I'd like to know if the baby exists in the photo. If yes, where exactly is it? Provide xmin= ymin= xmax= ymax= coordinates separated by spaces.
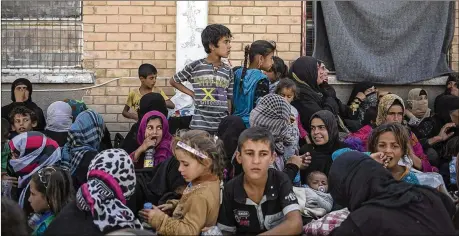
xmin=307 ymin=171 xmax=329 ymax=193
xmin=301 ymin=171 xmax=333 ymax=219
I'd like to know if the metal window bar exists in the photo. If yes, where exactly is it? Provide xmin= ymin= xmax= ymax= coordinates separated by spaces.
xmin=303 ymin=1 xmax=459 ymax=71
xmin=1 ymin=0 xmax=83 ymax=69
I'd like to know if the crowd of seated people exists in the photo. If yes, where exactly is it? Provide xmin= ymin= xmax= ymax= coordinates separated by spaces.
xmin=2 ymin=23 xmax=459 ymax=236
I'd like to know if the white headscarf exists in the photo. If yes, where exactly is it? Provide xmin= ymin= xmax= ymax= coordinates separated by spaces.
xmin=45 ymin=101 xmax=73 ymax=132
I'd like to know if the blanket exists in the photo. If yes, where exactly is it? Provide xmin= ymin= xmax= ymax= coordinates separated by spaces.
xmin=313 ymin=1 xmax=455 ymax=84
xmin=293 ymin=187 xmax=333 ymax=219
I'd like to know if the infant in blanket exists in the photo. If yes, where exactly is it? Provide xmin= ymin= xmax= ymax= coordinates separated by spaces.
xmin=307 ymin=171 xmax=328 ymax=193
xmin=300 ymin=171 xmax=334 ymax=219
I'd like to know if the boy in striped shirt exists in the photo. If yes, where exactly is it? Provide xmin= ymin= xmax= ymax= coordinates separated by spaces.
xmin=170 ymin=24 xmax=233 ymax=134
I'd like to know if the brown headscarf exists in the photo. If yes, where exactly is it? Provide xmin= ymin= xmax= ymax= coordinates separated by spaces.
xmin=376 ymin=94 xmax=405 ymax=126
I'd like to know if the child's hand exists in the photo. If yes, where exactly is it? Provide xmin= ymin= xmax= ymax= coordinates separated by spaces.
xmin=1 ymin=173 xmax=18 ymax=187
xmin=141 ymin=135 xmax=157 ymax=151
xmin=290 ymin=115 xmax=296 ymax=124
xmin=157 ymin=203 xmax=174 ymax=212
xmin=370 ymin=152 xmax=392 ymax=168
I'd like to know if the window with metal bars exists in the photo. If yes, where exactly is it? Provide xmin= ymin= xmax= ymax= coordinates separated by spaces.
xmin=1 ymin=0 xmax=83 ymax=69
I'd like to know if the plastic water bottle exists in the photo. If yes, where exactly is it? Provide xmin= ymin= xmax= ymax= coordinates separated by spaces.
xmin=144 ymin=147 xmax=155 ymax=168
xmin=1 ymin=180 xmax=12 ymax=199
xmin=28 ymin=213 xmax=41 ymax=229
xmin=449 ymin=156 xmax=457 ymax=185
xmin=142 ymin=202 xmax=153 ymax=230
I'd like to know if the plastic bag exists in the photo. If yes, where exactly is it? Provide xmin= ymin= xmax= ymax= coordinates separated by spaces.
xmin=168 ymin=81 xmax=195 ymax=118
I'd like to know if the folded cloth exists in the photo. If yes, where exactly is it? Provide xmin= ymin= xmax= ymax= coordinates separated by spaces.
xmin=303 ymin=208 xmax=350 ymax=236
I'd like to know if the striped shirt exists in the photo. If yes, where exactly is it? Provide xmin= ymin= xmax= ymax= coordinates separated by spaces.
xmin=173 ymin=59 xmax=234 ymax=132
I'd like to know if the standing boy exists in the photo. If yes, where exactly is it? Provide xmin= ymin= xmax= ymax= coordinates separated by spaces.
xmin=123 ymin=64 xmax=175 ymax=121
xmin=217 ymin=127 xmax=303 ymax=235
xmin=170 ymin=24 xmax=233 ymax=134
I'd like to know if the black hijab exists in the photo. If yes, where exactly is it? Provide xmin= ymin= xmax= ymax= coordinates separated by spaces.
xmin=120 ymin=92 xmax=167 ymax=155
xmin=217 ymin=116 xmax=246 ymax=178
xmin=10 ymin=78 xmax=33 ymax=102
xmin=347 ymin=82 xmax=374 ymax=105
xmin=435 ymin=95 xmax=459 ymax=124
xmin=289 ymin=56 xmax=321 ymax=93
xmin=329 ymin=151 xmax=444 ymax=211
xmin=309 ymin=110 xmax=340 ymax=153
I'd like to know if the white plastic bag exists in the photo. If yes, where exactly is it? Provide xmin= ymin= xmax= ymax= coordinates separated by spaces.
xmin=168 ymin=81 xmax=195 ymax=117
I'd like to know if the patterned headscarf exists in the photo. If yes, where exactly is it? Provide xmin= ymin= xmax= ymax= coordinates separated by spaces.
xmin=61 ymin=110 xmax=104 ymax=174
xmin=8 ymin=131 xmax=62 ymax=207
xmin=64 ymin=99 xmax=88 ymax=122
xmin=45 ymin=101 xmax=73 ymax=132
xmin=249 ymin=94 xmax=295 ymax=155
xmin=76 ymin=149 xmax=142 ymax=232
xmin=376 ymin=94 xmax=405 ymax=126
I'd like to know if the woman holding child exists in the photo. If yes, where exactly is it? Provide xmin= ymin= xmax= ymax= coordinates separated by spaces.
xmin=300 ymin=110 xmax=348 ymax=182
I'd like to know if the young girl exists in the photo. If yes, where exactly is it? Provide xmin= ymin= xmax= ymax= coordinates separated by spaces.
xmin=142 ymin=130 xmax=225 ymax=235
xmin=367 ymin=123 xmax=448 ymax=195
xmin=28 ymin=166 xmax=74 ymax=236
xmin=275 ymin=79 xmax=309 ymax=146
xmin=267 ymin=56 xmax=288 ymax=94
xmin=233 ymin=40 xmax=276 ymax=127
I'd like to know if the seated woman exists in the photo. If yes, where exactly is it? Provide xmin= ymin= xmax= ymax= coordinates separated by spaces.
xmin=249 ymin=94 xmax=306 ymax=181
xmin=61 ymin=110 xmax=104 ymax=189
xmin=328 ymin=151 xmax=455 ymax=235
xmin=64 ymin=99 xmax=113 ymax=151
xmin=1 ymin=78 xmax=46 ymax=131
xmin=217 ymin=115 xmax=247 ymax=181
xmin=4 ymin=131 xmax=61 ymax=215
xmin=43 ymin=101 xmax=73 ymax=147
xmin=44 ymin=149 xmax=143 ymax=236
xmin=347 ymin=82 xmax=378 ymax=124
xmin=28 ymin=167 xmax=74 ymax=236
xmin=345 ymin=93 xmax=435 ymax=172
xmin=300 ymin=110 xmax=348 ymax=181
xmin=130 ymin=111 xmax=173 ymax=169
xmin=121 ymin=92 xmax=168 ymax=155
xmin=367 ymin=123 xmax=448 ymax=195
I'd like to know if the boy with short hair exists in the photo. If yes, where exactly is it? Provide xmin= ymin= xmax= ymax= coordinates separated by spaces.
xmin=8 ymin=106 xmax=37 ymax=135
xmin=170 ymin=24 xmax=233 ymax=134
xmin=123 ymin=63 xmax=175 ymax=121
xmin=217 ymin=127 xmax=303 ymax=235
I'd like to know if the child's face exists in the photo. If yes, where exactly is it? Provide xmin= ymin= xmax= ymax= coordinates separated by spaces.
xmin=211 ymin=36 xmax=232 ymax=58
xmin=259 ymin=52 xmax=274 ymax=72
xmin=176 ymin=150 xmax=210 ymax=183
xmin=28 ymin=180 xmax=49 ymax=214
xmin=310 ymin=118 xmax=329 ymax=145
xmin=140 ymin=74 xmax=157 ymax=89
xmin=279 ymin=88 xmax=295 ymax=104
xmin=236 ymin=139 xmax=275 ymax=181
xmin=376 ymin=131 xmax=403 ymax=169
xmin=145 ymin=118 xmax=163 ymax=145
xmin=308 ymin=173 xmax=328 ymax=192
xmin=385 ymin=105 xmax=404 ymax=124
xmin=12 ymin=114 xmax=36 ymax=134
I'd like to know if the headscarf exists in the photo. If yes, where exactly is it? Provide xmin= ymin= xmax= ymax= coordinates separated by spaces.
xmin=138 ymin=93 xmax=168 ymax=121
xmin=217 ymin=116 xmax=247 ymax=162
xmin=45 ymin=101 xmax=73 ymax=132
xmin=137 ymin=111 xmax=173 ymax=165
xmin=249 ymin=94 xmax=295 ymax=155
xmin=309 ymin=110 xmax=340 ymax=153
xmin=11 ymin=78 xmax=33 ymax=102
xmin=8 ymin=131 xmax=61 ymax=206
xmin=76 ymin=149 xmax=142 ymax=232
xmin=434 ymin=95 xmax=459 ymax=124
xmin=64 ymin=99 xmax=88 ymax=122
xmin=407 ymin=88 xmax=430 ymax=120
xmin=61 ymin=110 xmax=104 ymax=174
xmin=288 ymin=56 xmax=321 ymax=94
xmin=329 ymin=151 xmax=426 ymax=211
xmin=347 ymin=82 xmax=375 ymax=105
xmin=376 ymin=94 xmax=405 ymax=126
